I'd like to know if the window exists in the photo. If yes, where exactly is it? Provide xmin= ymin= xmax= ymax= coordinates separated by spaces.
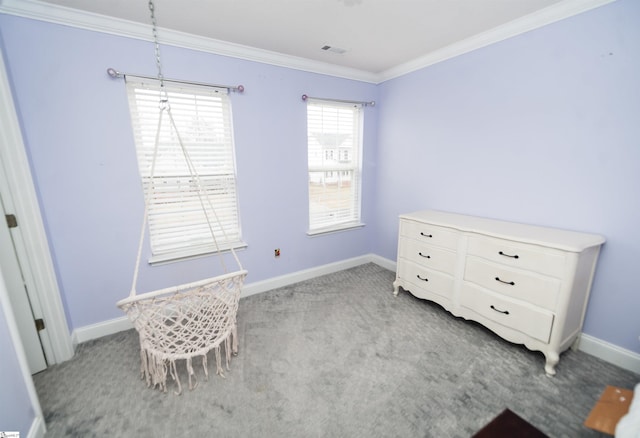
xmin=125 ymin=77 xmax=243 ymax=263
xmin=306 ymin=99 xmax=363 ymax=234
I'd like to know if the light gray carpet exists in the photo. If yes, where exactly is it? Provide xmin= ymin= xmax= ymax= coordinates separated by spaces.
xmin=34 ymin=263 xmax=638 ymax=437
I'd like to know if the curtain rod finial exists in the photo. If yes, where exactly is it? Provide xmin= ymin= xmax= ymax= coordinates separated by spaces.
xmin=107 ymin=68 xmax=120 ymax=78
xmin=236 ymin=85 xmax=245 ymax=93
xmin=302 ymin=94 xmax=308 ymax=101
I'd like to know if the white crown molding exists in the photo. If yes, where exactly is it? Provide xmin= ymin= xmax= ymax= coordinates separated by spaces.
xmin=378 ymin=0 xmax=617 ymax=82
xmin=0 ymin=0 xmax=617 ymax=84
xmin=0 ymin=0 xmax=379 ymax=83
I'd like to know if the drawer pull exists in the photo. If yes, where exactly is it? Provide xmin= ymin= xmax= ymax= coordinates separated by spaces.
xmin=418 ymin=252 xmax=431 ymax=259
xmin=420 ymin=232 xmax=433 ymax=238
xmin=416 ymin=274 xmax=429 ymax=282
xmin=495 ymin=277 xmax=515 ymax=286
xmin=490 ymin=305 xmax=510 ymax=315
xmin=499 ymin=251 xmax=519 ymax=259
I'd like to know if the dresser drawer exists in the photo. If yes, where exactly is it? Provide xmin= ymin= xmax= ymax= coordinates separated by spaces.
xmin=400 ymin=220 xmax=459 ymax=251
xmin=467 ymin=235 xmax=566 ymax=278
xmin=464 ymin=256 xmax=560 ymax=311
xmin=399 ymin=238 xmax=457 ymax=275
xmin=460 ymin=283 xmax=554 ymax=343
xmin=398 ymin=260 xmax=454 ymax=300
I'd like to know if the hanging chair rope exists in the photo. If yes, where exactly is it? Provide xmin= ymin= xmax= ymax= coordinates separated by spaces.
xmin=149 ymin=0 xmax=164 ymax=89
xmin=128 ymin=0 xmax=243 ymax=298
xmin=128 ymin=100 xmax=244 ymax=297
xmin=163 ymin=107 xmax=243 ymax=272
xmin=118 ymin=0 xmax=247 ymax=395
xmin=129 ymin=106 xmax=164 ymax=298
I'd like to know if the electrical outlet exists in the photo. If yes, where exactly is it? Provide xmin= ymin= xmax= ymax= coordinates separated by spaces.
xmin=274 ymin=248 xmax=281 ymax=257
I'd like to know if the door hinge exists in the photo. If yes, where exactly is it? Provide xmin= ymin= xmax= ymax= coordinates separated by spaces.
xmin=35 ymin=318 xmax=45 ymax=331
xmin=5 ymin=214 xmax=18 ymax=228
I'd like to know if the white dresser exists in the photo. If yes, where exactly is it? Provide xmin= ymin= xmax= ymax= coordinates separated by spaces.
xmin=393 ymin=210 xmax=605 ymax=375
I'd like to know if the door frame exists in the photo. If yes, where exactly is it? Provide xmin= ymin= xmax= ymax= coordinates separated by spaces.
xmin=0 ymin=192 xmax=48 ymax=373
xmin=0 ymin=268 xmax=46 ymax=437
xmin=0 ymin=47 xmax=74 ymax=366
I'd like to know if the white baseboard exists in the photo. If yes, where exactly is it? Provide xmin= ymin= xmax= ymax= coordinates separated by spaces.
xmin=368 ymin=253 xmax=396 ymax=272
xmin=578 ymin=333 xmax=640 ymax=374
xmin=241 ymin=254 xmax=380 ymax=298
xmin=71 ymin=255 xmax=640 ymax=376
xmin=72 ymin=315 xmax=133 ymax=345
xmin=28 ymin=415 xmax=45 ymax=438
xmin=72 ymin=254 xmax=387 ymax=344
xmin=374 ymin=254 xmax=640 ymax=374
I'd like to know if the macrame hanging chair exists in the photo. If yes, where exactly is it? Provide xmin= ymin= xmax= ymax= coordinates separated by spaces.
xmin=116 ymin=0 xmax=247 ymax=395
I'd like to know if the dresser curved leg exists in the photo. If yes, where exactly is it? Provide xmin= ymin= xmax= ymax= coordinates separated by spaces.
xmin=544 ymin=352 xmax=559 ymax=377
xmin=393 ymin=279 xmax=400 ymax=296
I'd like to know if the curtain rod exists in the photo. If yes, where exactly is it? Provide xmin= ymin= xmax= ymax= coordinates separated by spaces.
xmin=106 ymin=68 xmax=245 ymax=93
xmin=301 ymin=94 xmax=375 ymax=107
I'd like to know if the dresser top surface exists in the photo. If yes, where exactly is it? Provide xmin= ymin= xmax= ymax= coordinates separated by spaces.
xmin=400 ymin=210 xmax=605 ymax=252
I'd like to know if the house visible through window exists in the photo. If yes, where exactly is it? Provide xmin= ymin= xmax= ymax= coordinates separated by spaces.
xmin=125 ymin=76 xmax=243 ymax=263
xmin=306 ymin=99 xmax=364 ymax=234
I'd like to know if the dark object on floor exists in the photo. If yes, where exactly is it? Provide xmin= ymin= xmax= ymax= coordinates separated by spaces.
xmin=473 ymin=408 xmax=549 ymax=437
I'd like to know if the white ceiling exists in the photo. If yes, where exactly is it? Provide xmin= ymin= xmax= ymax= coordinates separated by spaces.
xmin=1 ymin=0 xmax=613 ymax=82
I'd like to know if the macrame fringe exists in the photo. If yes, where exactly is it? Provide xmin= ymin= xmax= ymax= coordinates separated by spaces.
xmin=140 ymin=347 xmax=169 ymax=393
xmin=225 ymin=336 xmax=231 ymax=370
xmin=232 ymin=323 xmax=239 ymax=355
xmin=138 ymin=330 xmax=236 ymax=395
xmin=169 ymin=360 xmax=181 ymax=395
xmin=120 ymin=273 xmax=246 ymax=395
xmin=215 ymin=347 xmax=224 ymax=377
xmin=202 ymin=354 xmax=209 ymax=380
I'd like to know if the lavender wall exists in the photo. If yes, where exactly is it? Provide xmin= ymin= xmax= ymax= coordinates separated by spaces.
xmin=0 ymin=15 xmax=378 ymax=330
xmin=375 ymin=0 xmax=640 ymax=353
xmin=1 ymin=0 xmax=638 ymax=356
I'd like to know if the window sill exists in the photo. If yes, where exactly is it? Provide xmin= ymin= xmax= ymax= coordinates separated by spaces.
xmin=306 ymin=222 xmax=366 ymax=237
xmin=148 ymin=241 xmax=248 ymax=266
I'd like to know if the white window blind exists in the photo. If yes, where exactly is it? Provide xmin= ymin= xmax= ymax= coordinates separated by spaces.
xmin=125 ymin=76 xmax=242 ymax=262
xmin=306 ymin=99 xmax=363 ymax=233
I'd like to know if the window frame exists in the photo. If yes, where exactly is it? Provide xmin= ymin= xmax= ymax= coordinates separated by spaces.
xmin=305 ymin=98 xmax=365 ymax=235
xmin=125 ymin=76 xmax=245 ymax=264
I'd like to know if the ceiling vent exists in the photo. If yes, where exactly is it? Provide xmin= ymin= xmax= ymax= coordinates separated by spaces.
xmin=321 ymin=45 xmax=347 ymax=55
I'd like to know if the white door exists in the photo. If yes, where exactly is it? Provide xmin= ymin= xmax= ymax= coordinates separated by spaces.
xmin=0 ymin=193 xmax=48 ymax=373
